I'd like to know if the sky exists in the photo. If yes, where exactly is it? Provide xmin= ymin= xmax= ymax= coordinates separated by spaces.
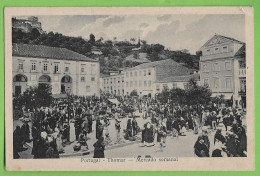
xmin=16 ymin=14 xmax=245 ymax=54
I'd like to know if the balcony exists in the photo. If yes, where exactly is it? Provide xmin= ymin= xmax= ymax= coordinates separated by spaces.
xmin=238 ymin=68 xmax=246 ymax=77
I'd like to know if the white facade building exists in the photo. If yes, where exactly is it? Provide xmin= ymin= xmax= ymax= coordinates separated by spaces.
xmin=12 ymin=44 xmax=100 ymax=97
xmin=101 ymin=71 xmax=125 ymax=96
xmin=123 ymin=59 xmax=193 ymax=97
xmin=199 ymin=35 xmax=246 ymax=107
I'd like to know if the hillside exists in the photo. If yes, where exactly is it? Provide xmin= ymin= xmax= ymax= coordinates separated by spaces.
xmin=12 ymin=28 xmax=200 ymax=74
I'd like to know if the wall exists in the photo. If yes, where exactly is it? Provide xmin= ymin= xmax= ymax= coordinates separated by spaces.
xmin=12 ymin=56 xmax=99 ymax=97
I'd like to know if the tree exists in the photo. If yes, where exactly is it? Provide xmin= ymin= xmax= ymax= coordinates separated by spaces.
xmin=130 ymin=38 xmax=136 ymax=44
xmin=89 ymin=34 xmax=95 ymax=45
xmin=13 ymin=84 xmax=53 ymax=110
xmin=130 ymin=90 xmax=138 ymax=97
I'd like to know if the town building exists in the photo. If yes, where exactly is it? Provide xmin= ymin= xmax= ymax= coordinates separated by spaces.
xmin=199 ymin=34 xmax=246 ymax=107
xmin=12 ymin=43 xmax=100 ymax=97
xmin=153 ymin=73 xmax=200 ymax=93
xmin=101 ymin=70 xmax=125 ymax=96
xmin=12 ymin=16 xmax=44 ymax=34
xmin=123 ymin=59 xmax=193 ymax=97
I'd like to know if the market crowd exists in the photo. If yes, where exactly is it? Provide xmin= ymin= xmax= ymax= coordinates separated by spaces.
xmin=13 ymin=95 xmax=247 ymax=159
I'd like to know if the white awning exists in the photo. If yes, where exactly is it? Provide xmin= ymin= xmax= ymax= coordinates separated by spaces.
xmin=108 ymin=98 xmax=120 ymax=104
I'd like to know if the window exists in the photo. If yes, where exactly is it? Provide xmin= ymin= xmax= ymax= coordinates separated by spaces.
xmin=144 ymin=70 xmax=146 ymax=76
xmin=110 ymin=78 xmax=112 ymax=84
xmin=130 ymin=81 xmax=133 ymax=87
xmin=81 ymin=67 xmax=85 ymax=73
xmin=204 ymin=79 xmax=209 ymax=86
xmin=43 ymin=63 xmax=48 ymax=71
xmin=122 ymin=78 xmax=124 ymax=83
xmin=223 ymin=46 xmax=228 ymax=53
xmin=213 ymin=63 xmax=220 ymax=71
xmin=65 ymin=63 xmax=70 ymax=72
xmin=54 ymin=63 xmax=59 ymax=73
xmin=139 ymin=71 xmax=142 ymax=76
xmin=86 ymin=86 xmax=90 ymax=92
xmin=239 ymin=61 xmax=246 ymax=68
xmin=240 ymin=80 xmax=246 ymax=92
xmin=206 ymin=49 xmax=211 ymax=55
xmin=91 ymin=77 xmax=95 ymax=81
xmin=118 ymin=77 xmax=120 ymax=83
xmin=214 ymin=47 xmax=219 ymax=54
xmin=114 ymin=78 xmax=116 ymax=84
xmin=148 ymin=81 xmax=151 ymax=86
xmin=173 ymin=83 xmax=177 ymax=89
xmin=134 ymin=71 xmax=137 ymax=76
xmin=65 ymin=66 xmax=69 ymax=72
xmin=31 ymin=62 xmax=36 ymax=71
xmin=126 ymin=72 xmax=129 ymax=77
xmin=130 ymin=72 xmax=133 ymax=77
xmin=213 ymin=77 xmax=220 ymax=89
xmin=126 ymin=81 xmax=129 ymax=87
xmin=156 ymin=84 xmax=160 ymax=91
xmin=202 ymin=64 xmax=209 ymax=72
xmin=148 ymin=70 xmax=151 ymax=75
xmin=144 ymin=81 xmax=147 ymax=87
xmin=225 ymin=77 xmax=232 ymax=89
xmin=81 ymin=77 xmax=85 ymax=82
xmin=225 ymin=62 xmax=231 ymax=70
xmin=104 ymin=79 xmax=106 ymax=84
xmin=18 ymin=63 xmax=23 ymax=70
xmin=135 ymin=81 xmax=138 ymax=87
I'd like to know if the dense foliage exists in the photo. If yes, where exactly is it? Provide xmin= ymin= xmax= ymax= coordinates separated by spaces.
xmin=12 ymin=29 xmax=200 ymax=74
xmin=13 ymin=84 xmax=53 ymax=110
xmin=157 ymin=79 xmax=212 ymax=106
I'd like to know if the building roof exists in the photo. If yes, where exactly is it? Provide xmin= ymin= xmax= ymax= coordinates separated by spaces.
xmin=199 ymin=34 xmax=245 ymax=51
xmin=12 ymin=43 xmax=98 ymax=62
xmin=125 ymin=59 xmax=185 ymax=71
xmin=234 ymin=44 xmax=246 ymax=58
xmin=155 ymin=73 xmax=200 ymax=83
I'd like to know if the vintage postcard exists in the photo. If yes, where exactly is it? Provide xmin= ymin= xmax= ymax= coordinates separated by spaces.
xmin=4 ymin=7 xmax=254 ymax=171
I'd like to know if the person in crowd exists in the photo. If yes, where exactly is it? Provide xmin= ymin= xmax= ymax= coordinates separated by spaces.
xmin=115 ymin=118 xmax=121 ymax=143
xmin=144 ymin=122 xmax=155 ymax=147
xmin=211 ymin=111 xmax=217 ymax=130
xmin=20 ymin=121 xmax=30 ymax=144
xmin=96 ymin=119 xmax=103 ymax=140
xmin=53 ymin=125 xmax=64 ymax=153
xmin=103 ymin=116 xmax=111 ymax=143
xmin=78 ymin=129 xmax=88 ymax=150
xmin=132 ymin=117 xmax=138 ymax=136
xmin=126 ymin=119 xmax=133 ymax=139
xmin=74 ymin=115 xmax=82 ymax=141
xmin=194 ymin=135 xmax=210 ymax=157
xmin=13 ymin=126 xmax=22 ymax=159
xmin=93 ymin=137 xmax=105 ymax=158
xmin=214 ymin=128 xmax=226 ymax=145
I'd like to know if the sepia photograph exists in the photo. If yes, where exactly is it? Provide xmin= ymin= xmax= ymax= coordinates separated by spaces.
xmin=4 ymin=7 xmax=254 ymax=171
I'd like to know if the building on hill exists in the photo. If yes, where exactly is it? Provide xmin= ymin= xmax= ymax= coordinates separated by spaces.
xmin=199 ymin=34 xmax=246 ymax=108
xmin=12 ymin=16 xmax=43 ymax=33
xmin=123 ymin=59 xmax=193 ymax=97
xmin=12 ymin=43 xmax=100 ymax=97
